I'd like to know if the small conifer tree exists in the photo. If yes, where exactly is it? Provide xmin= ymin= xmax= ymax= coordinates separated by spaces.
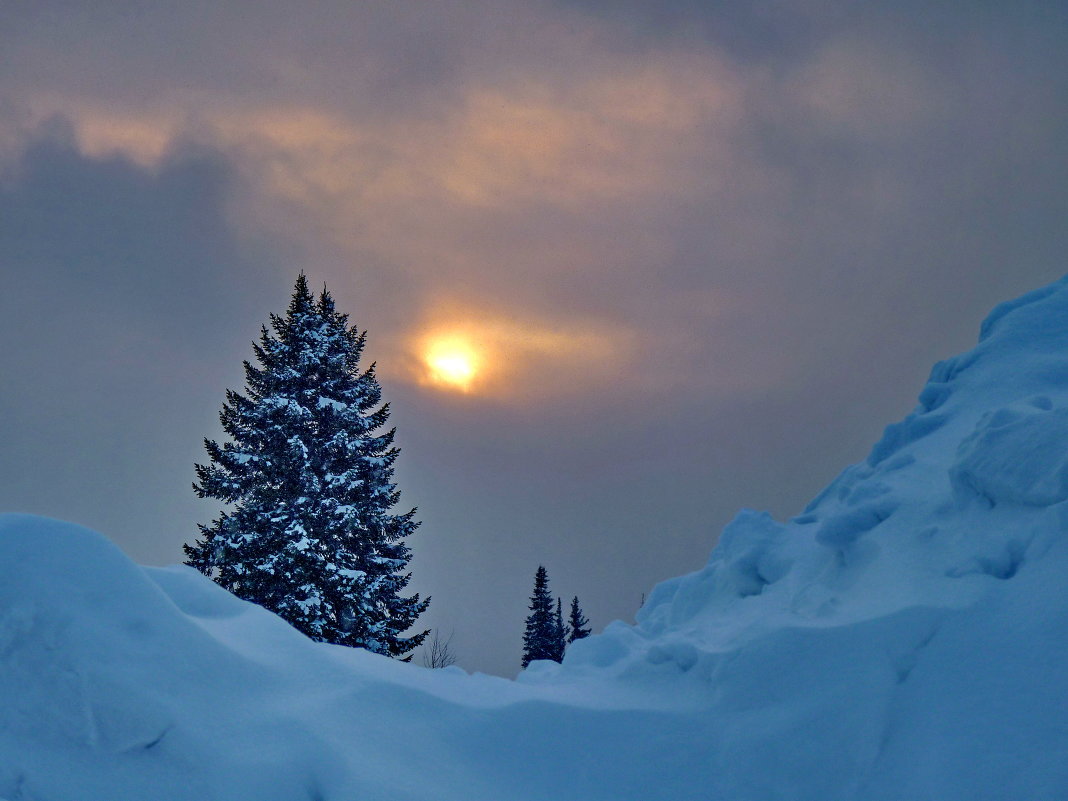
xmin=184 ymin=274 xmax=429 ymax=658
xmin=522 ymin=566 xmax=565 ymax=668
xmin=568 ymin=596 xmax=591 ymax=644
xmin=552 ymin=597 xmax=568 ymax=662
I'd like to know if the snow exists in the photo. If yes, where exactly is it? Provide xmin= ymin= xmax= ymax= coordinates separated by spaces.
xmin=5 ymin=276 xmax=1068 ymax=799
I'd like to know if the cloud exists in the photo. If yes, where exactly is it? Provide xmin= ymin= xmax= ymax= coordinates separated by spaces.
xmin=65 ymin=108 xmax=181 ymax=168
xmin=0 ymin=37 xmax=757 ymax=406
xmin=0 ymin=132 xmax=280 ymax=562
xmin=17 ymin=50 xmax=741 ymax=210
xmin=3 ymin=3 xmax=1064 ymax=413
xmin=396 ymin=300 xmax=633 ymax=399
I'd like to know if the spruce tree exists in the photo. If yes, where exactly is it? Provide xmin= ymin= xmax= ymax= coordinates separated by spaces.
xmin=184 ymin=274 xmax=429 ymax=658
xmin=522 ymin=566 xmax=563 ymax=668
xmin=552 ymin=597 xmax=567 ymax=662
xmin=568 ymin=596 xmax=591 ymax=644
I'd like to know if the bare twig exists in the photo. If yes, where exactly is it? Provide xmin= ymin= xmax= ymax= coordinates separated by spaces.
xmin=422 ymin=628 xmax=457 ymax=669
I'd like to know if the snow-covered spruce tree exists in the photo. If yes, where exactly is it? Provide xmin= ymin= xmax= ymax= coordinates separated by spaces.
xmin=567 ymin=596 xmax=590 ymax=644
xmin=522 ymin=566 xmax=565 ymax=668
xmin=184 ymin=274 xmax=429 ymax=658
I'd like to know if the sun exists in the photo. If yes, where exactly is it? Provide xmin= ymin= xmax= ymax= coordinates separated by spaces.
xmin=424 ymin=336 xmax=480 ymax=392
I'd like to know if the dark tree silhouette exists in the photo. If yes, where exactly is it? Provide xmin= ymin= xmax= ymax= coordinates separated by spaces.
xmin=185 ymin=274 xmax=429 ymax=658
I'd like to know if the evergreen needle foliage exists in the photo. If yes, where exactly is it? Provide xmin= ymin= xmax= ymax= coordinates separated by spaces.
xmin=568 ymin=596 xmax=591 ymax=644
xmin=184 ymin=274 xmax=429 ymax=658
xmin=553 ymin=598 xmax=567 ymax=662
xmin=522 ymin=566 xmax=566 ymax=668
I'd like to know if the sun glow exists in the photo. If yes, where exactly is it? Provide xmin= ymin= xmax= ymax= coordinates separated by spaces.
xmin=424 ymin=337 xmax=480 ymax=391
xmin=410 ymin=306 xmax=631 ymax=399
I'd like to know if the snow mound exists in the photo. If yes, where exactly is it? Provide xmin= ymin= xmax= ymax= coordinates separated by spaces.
xmin=5 ymin=276 xmax=1068 ymax=800
xmin=951 ymin=404 xmax=1068 ymax=507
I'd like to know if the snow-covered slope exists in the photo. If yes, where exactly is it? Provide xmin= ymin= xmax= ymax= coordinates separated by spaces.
xmin=4 ymin=278 xmax=1068 ymax=800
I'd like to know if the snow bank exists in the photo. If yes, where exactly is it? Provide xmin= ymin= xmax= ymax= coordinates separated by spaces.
xmin=5 ymin=277 xmax=1068 ymax=800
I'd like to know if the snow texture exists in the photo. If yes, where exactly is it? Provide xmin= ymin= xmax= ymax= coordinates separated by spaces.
xmin=5 ymin=276 xmax=1068 ymax=799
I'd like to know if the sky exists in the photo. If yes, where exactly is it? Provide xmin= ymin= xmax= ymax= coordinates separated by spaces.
xmin=1 ymin=1 xmax=1066 ymax=677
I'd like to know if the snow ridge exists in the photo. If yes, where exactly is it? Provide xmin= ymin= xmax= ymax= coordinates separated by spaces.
xmin=553 ymin=274 xmax=1068 ymax=799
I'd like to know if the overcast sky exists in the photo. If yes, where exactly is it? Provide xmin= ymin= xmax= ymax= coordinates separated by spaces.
xmin=1 ymin=1 xmax=1066 ymax=677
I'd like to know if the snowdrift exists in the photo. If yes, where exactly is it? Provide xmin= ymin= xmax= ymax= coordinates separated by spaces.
xmin=5 ymin=277 xmax=1068 ymax=800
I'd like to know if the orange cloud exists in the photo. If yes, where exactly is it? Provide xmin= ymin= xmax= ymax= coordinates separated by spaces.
xmin=394 ymin=301 xmax=634 ymax=401
xmin=9 ymin=50 xmax=749 ymax=404
xmin=72 ymin=111 xmax=178 ymax=168
xmin=25 ymin=50 xmax=740 ymax=210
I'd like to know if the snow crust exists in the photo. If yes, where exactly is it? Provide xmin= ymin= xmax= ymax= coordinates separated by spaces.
xmin=4 ymin=277 xmax=1068 ymax=799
